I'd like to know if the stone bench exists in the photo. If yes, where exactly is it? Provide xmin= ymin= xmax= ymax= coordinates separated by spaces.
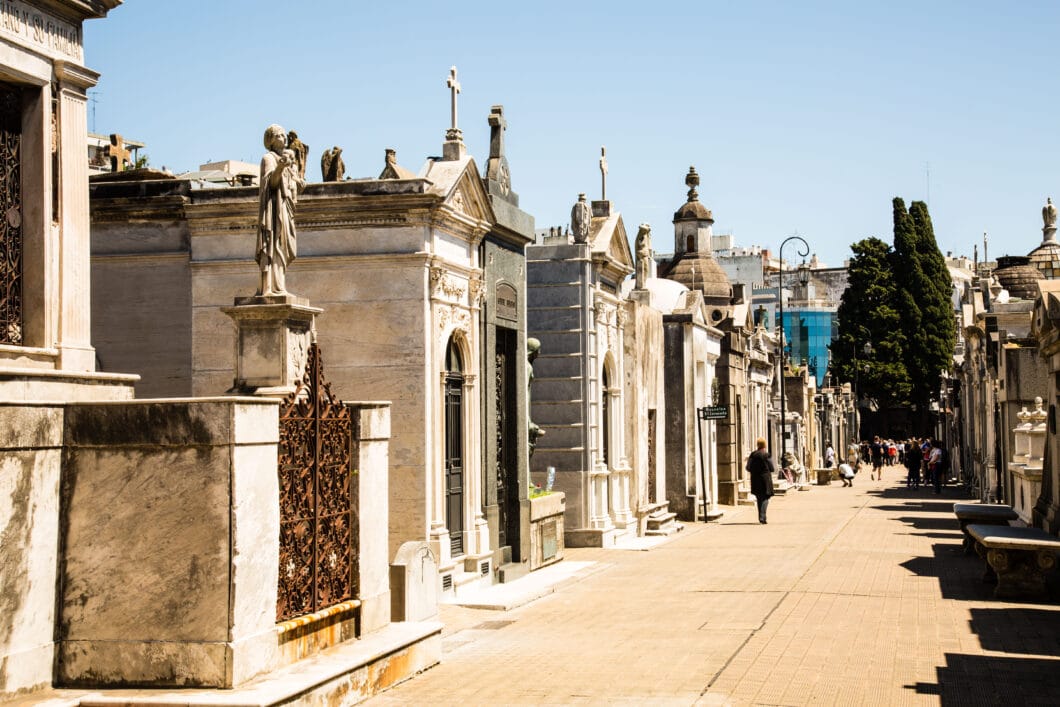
xmin=966 ymin=524 xmax=1060 ymax=600
xmin=954 ymin=503 xmax=1018 ymax=555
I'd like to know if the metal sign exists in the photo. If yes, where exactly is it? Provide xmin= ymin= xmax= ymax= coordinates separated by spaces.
xmin=698 ymin=405 xmax=728 ymax=421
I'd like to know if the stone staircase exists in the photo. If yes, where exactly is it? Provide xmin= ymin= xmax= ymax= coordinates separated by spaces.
xmin=640 ymin=501 xmax=683 ymax=536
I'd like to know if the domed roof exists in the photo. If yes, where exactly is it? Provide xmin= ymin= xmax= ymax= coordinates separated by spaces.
xmin=660 ymin=253 xmax=732 ymax=304
xmin=1028 ymin=240 xmax=1060 ymax=279
xmin=673 ymin=200 xmax=713 ymax=222
xmin=994 ymin=255 xmax=1044 ymax=300
xmin=1027 ymin=197 xmax=1060 ymax=279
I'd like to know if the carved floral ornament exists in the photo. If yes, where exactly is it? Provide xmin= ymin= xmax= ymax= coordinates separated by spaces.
xmin=468 ymin=276 xmax=484 ymax=306
xmin=429 ymin=265 xmax=466 ymax=301
xmin=436 ymin=303 xmax=471 ymax=333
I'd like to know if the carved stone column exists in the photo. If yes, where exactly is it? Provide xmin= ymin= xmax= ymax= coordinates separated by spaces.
xmin=55 ymin=62 xmax=100 ymax=371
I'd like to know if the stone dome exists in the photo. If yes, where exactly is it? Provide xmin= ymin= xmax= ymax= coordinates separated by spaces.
xmin=660 ymin=254 xmax=732 ymax=305
xmin=994 ymin=255 xmax=1043 ymax=300
xmin=673 ymin=199 xmax=713 ymax=222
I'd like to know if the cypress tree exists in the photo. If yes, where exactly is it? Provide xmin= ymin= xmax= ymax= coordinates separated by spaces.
xmin=907 ymin=201 xmax=956 ymax=416
xmin=890 ymin=197 xmax=929 ymax=400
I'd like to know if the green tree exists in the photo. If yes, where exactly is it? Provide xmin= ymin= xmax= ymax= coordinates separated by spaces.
xmin=831 ymin=237 xmax=911 ymax=408
xmin=899 ymin=200 xmax=956 ymax=417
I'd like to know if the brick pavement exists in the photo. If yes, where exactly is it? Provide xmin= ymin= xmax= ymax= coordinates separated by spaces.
xmin=365 ymin=478 xmax=1060 ymax=706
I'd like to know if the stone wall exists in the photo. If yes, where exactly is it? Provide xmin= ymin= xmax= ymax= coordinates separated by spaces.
xmin=0 ymin=404 xmax=63 ymax=696
xmin=57 ymin=398 xmax=281 ymax=688
xmin=1 ymin=396 xmax=388 ymax=693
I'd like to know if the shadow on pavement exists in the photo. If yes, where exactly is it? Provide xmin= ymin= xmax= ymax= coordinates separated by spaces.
xmin=899 ymin=543 xmax=993 ymax=601
xmin=909 ymin=531 xmax=964 ymax=540
xmin=894 ymin=515 xmax=962 ymax=531
xmin=909 ymin=653 xmax=1060 ymax=705
xmin=872 ymin=503 xmax=964 ymax=514
xmin=969 ymin=608 xmax=1060 ymax=656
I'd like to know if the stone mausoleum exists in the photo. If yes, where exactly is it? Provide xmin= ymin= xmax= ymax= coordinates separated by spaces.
xmin=89 ymin=88 xmax=537 ymax=596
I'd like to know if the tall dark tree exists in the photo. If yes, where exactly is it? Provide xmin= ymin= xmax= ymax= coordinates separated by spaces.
xmin=831 ymin=237 xmax=911 ymax=409
xmin=889 ymin=198 xmax=926 ymax=398
xmin=899 ymin=200 xmax=956 ymax=418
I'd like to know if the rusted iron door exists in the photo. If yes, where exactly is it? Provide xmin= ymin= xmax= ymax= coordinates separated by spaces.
xmin=0 ymin=83 xmax=21 ymax=345
xmin=277 ymin=344 xmax=356 ymax=622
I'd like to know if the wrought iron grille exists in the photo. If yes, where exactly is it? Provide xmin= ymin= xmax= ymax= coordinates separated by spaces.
xmin=0 ymin=84 xmax=22 ymax=345
xmin=277 ymin=343 xmax=356 ymax=622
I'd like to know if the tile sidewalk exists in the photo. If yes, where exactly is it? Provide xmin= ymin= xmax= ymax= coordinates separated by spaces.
xmin=365 ymin=478 xmax=1060 ymax=706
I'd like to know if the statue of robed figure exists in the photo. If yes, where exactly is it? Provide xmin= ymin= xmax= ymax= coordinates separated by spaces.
xmin=257 ymin=124 xmax=305 ymax=297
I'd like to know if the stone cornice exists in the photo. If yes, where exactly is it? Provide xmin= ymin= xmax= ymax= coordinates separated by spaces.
xmin=53 ymin=59 xmax=98 ymax=89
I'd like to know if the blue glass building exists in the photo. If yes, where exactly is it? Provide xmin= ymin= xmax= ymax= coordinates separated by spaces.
xmin=777 ymin=308 xmax=837 ymax=387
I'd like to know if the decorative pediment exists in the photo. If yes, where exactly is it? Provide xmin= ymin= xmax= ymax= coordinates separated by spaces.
xmin=426 ymin=157 xmax=495 ymax=226
xmin=590 ymin=212 xmax=634 ymax=277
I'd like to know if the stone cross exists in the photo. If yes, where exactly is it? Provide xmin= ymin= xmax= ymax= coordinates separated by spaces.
xmin=488 ymin=105 xmax=506 ymax=159
xmin=446 ymin=66 xmax=461 ymax=136
xmin=599 ymin=146 xmax=608 ymax=200
xmin=106 ymin=133 xmax=131 ymax=172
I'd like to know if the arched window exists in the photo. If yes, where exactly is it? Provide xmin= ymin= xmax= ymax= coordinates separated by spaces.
xmin=686 ymin=234 xmax=694 ymax=252
xmin=444 ymin=337 xmax=465 ymax=555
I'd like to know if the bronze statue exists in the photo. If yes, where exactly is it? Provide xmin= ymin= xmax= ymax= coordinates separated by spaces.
xmin=286 ymin=130 xmax=309 ymax=179
xmin=256 ymin=124 xmax=305 ymax=296
xmin=527 ymin=337 xmax=545 ymax=455
xmin=320 ymin=146 xmax=345 ymax=182
xmin=571 ymin=193 xmax=591 ymax=244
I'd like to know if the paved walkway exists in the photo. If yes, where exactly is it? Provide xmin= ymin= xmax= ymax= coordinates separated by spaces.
xmin=366 ymin=476 xmax=1060 ymax=706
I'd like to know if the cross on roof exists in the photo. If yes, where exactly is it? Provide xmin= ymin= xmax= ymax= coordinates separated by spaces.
xmin=106 ymin=133 xmax=131 ymax=172
xmin=446 ymin=66 xmax=461 ymax=134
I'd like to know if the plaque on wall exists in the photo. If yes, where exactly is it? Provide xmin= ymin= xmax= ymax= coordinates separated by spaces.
xmin=542 ymin=519 xmax=557 ymax=561
xmin=496 ymin=282 xmax=518 ymax=321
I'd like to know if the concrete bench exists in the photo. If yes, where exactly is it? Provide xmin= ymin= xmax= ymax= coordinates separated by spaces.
xmin=966 ymin=524 xmax=1060 ymax=600
xmin=954 ymin=503 xmax=1018 ymax=555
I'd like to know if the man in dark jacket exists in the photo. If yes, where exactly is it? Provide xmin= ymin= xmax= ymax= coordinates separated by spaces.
xmin=747 ymin=437 xmax=775 ymax=524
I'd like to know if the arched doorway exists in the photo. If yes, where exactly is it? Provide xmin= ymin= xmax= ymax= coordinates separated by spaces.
xmin=444 ymin=337 xmax=465 ymax=556
xmin=601 ymin=365 xmax=611 ymax=468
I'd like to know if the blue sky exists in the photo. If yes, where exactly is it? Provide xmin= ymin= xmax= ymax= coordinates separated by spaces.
xmin=85 ymin=1 xmax=1060 ymax=265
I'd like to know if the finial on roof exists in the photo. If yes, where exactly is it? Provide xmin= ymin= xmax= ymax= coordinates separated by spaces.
xmin=685 ymin=166 xmax=700 ymax=202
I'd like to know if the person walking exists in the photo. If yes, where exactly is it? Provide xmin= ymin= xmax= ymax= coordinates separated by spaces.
xmin=747 ymin=437 xmax=776 ymax=524
xmin=905 ymin=438 xmax=922 ymax=489
xmin=870 ymin=436 xmax=885 ymax=480
xmin=824 ymin=443 xmax=835 ymax=469
xmin=929 ymin=438 xmax=945 ymax=494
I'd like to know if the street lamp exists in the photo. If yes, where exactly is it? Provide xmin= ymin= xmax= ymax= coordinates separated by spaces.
xmin=778 ymin=234 xmax=809 ymax=467
xmin=853 ymin=341 xmax=873 ymax=439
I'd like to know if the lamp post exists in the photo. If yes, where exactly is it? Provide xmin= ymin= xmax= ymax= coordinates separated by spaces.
xmin=778 ymin=234 xmax=809 ymax=466
xmin=853 ymin=341 xmax=873 ymax=440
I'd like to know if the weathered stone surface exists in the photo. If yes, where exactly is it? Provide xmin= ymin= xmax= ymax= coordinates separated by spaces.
xmin=390 ymin=542 xmax=438 ymax=622
xmin=58 ymin=399 xmax=280 ymax=688
xmin=0 ymin=404 xmax=63 ymax=695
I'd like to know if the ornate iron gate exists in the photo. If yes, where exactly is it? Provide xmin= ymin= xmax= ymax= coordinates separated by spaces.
xmin=277 ymin=343 xmax=356 ymax=622
xmin=0 ymin=84 xmax=22 ymax=345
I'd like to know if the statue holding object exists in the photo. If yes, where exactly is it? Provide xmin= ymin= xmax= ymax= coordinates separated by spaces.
xmin=256 ymin=124 xmax=305 ymax=297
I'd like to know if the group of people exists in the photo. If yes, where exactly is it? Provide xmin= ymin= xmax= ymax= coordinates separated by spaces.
xmin=833 ymin=435 xmax=951 ymax=493
xmin=901 ymin=437 xmax=951 ymax=493
xmin=745 ymin=433 xmax=955 ymax=524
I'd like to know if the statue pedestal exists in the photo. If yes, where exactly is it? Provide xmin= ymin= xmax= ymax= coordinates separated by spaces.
xmin=221 ymin=295 xmax=322 ymax=397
